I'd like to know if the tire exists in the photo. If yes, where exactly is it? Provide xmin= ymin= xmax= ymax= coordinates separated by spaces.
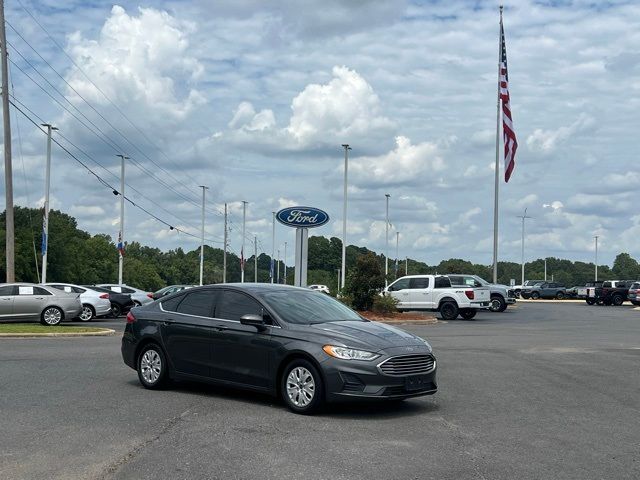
xmin=612 ymin=295 xmax=624 ymax=306
xmin=556 ymin=292 xmax=565 ymax=300
xmin=439 ymin=301 xmax=459 ymax=321
xmin=632 ymin=301 xmax=640 ymax=306
xmin=78 ymin=304 xmax=95 ymax=322
xmin=40 ymin=306 xmax=63 ymax=326
xmin=281 ymin=359 xmax=324 ymax=414
xmin=531 ymin=292 xmax=540 ymax=300
xmin=489 ymin=295 xmax=507 ymax=313
xmin=603 ymin=298 xmax=612 ymax=306
xmin=110 ymin=303 xmax=122 ymax=318
xmin=586 ymin=298 xmax=596 ymax=305
xmin=459 ymin=309 xmax=477 ymax=320
xmin=521 ymin=293 xmax=531 ymax=299
xmin=137 ymin=344 xmax=168 ymax=389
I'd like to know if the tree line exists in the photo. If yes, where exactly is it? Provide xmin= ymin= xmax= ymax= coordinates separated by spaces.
xmin=1 ymin=207 xmax=638 ymax=291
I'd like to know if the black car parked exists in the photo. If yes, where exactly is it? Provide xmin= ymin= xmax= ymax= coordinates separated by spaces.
xmin=121 ymin=284 xmax=437 ymax=414
xmin=87 ymin=286 xmax=134 ymax=317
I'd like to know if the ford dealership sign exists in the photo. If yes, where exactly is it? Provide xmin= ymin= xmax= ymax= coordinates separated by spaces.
xmin=276 ymin=207 xmax=329 ymax=228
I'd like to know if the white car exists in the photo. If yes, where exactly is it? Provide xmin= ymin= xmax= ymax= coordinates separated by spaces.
xmin=96 ymin=284 xmax=154 ymax=306
xmin=309 ymin=284 xmax=330 ymax=294
xmin=384 ymin=275 xmax=490 ymax=320
xmin=45 ymin=283 xmax=112 ymax=322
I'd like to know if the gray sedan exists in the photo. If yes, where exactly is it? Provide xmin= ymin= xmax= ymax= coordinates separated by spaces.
xmin=0 ymin=283 xmax=82 ymax=325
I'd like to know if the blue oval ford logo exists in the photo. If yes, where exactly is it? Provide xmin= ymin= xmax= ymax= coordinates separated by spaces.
xmin=276 ymin=206 xmax=329 ymax=228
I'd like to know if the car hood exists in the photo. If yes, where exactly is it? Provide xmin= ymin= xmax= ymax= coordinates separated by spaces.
xmin=307 ymin=320 xmax=428 ymax=351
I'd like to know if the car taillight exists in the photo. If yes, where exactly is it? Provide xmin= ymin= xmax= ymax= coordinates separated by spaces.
xmin=126 ymin=312 xmax=136 ymax=324
xmin=147 ymin=293 xmax=153 ymax=298
xmin=99 ymin=293 xmax=109 ymax=299
xmin=465 ymin=290 xmax=474 ymax=300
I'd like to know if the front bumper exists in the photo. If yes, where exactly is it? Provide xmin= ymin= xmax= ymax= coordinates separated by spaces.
xmin=322 ymin=346 xmax=437 ymax=402
xmin=506 ymin=297 xmax=517 ymax=305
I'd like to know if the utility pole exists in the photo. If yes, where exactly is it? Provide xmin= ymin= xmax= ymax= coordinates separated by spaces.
xmin=395 ymin=231 xmax=399 ymax=278
xmin=254 ymin=235 xmax=258 ymax=283
xmin=283 ymin=241 xmax=287 ymax=285
xmin=241 ymin=201 xmax=247 ymax=282
xmin=41 ymin=123 xmax=57 ymax=283
xmin=594 ymin=235 xmax=599 ymax=281
xmin=544 ymin=258 xmax=547 ymax=281
xmin=336 ymin=268 xmax=340 ymax=292
xmin=276 ymin=249 xmax=280 ymax=284
xmin=116 ymin=154 xmax=128 ymax=285
xmin=385 ymin=193 xmax=391 ymax=287
xmin=405 ymin=257 xmax=408 ymax=276
xmin=341 ymin=144 xmax=351 ymax=293
xmin=223 ymin=203 xmax=228 ymax=283
xmin=271 ymin=211 xmax=276 ymax=283
xmin=517 ymin=208 xmax=533 ymax=286
xmin=1 ymin=0 xmax=15 ymax=282
xmin=198 ymin=185 xmax=208 ymax=286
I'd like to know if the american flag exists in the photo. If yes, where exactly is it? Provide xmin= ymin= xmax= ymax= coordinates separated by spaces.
xmin=500 ymin=13 xmax=517 ymax=183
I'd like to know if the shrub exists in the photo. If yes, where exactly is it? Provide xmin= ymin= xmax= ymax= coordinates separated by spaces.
xmin=344 ymin=252 xmax=385 ymax=311
xmin=372 ymin=295 xmax=399 ymax=314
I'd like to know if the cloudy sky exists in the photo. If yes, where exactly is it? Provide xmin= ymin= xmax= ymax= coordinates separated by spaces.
xmin=2 ymin=0 xmax=639 ymax=267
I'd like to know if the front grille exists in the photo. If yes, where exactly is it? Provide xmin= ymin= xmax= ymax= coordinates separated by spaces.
xmin=378 ymin=354 xmax=435 ymax=376
xmin=383 ymin=383 xmax=436 ymax=396
xmin=508 ymin=289 xmax=516 ymax=298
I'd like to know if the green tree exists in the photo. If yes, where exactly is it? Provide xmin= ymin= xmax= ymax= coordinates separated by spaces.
xmin=612 ymin=253 xmax=639 ymax=280
xmin=344 ymin=252 xmax=385 ymax=310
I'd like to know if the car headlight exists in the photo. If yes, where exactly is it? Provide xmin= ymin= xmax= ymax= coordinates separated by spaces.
xmin=322 ymin=345 xmax=380 ymax=361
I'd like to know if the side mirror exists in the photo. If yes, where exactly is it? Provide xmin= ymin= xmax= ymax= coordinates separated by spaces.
xmin=240 ymin=314 xmax=266 ymax=329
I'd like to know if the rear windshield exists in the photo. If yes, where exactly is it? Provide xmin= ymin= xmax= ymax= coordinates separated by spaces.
xmin=259 ymin=290 xmax=363 ymax=325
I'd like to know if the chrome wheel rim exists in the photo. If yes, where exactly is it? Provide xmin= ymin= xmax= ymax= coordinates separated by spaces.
xmin=286 ymin=367 xmax=315 ymax=407
xmin=79 ymin=306 xmax=92 ymax=321
xmin=490 ymin=299 xmax=501 ymax=311
xmin=140 ymin=350 xmax=162 ymax=384
xmin=43 ymin=308 xmax=62 ymax=325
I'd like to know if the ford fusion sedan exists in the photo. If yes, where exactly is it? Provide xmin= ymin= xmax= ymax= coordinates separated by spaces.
xmin=121 ymin=284 xmax=437 ymax=414
xmin=0 ymin=283 xmax=82 ymax=325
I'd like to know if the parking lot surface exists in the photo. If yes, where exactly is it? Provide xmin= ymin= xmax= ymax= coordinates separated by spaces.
xmin=1 ymin=303 xmax=639 ymax=479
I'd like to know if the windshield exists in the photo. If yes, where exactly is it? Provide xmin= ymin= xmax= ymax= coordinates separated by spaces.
xmin=259 ymin=290 xmax=364 ymax=325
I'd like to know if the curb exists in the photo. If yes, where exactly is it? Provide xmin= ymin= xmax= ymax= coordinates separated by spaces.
xmin=517 ymin=299 xmax=587 ymax=304
xmin=0 ymin=328 xmax=116 ymax=338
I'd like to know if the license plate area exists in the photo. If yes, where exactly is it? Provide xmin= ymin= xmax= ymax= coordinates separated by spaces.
xmin=405 ymin=375 xmax=431 ymax=392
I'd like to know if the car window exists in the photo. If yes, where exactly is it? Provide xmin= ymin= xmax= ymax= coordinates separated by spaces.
xmin=72 ymin=286 xmax=85 ymax=294
xmin=109 ymin=286 xmax=122 ymax=293
xmin=448 ymin=276 xmax=462 ymax=285
xmin=161 ymin=293 xmax=185 ymax=312
xmin=434 ymin=276 xmax=451 ymax=288
xmin=175 ymin=290 xmax=216 ymax=317
xmin=260 ymin=290 xmax=363 ymax=325
xmin=34 ymin=287 xmax=52 ymax=295
xmin=389 ymin=278 xmax=410 ymax=291
xmin=121 ymin=287 xmax=136 ymax=294
xmin=409 ymin=277 xmax=430 ymax=289
xmin=18 ymin=286 xmax=35 ymax=295
xmin=216 ymin=290 xmax=264 ymax=322
xmin=603 ymin=281 xmax=611 ymax=288
xmin=0 ymin=285 xmax=15 ymax=296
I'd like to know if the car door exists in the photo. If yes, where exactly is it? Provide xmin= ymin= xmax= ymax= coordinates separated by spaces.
xmin=386 ymin=278 xmax=411 ymax=308
xmin=159 ymin=289 xmax=218 ymax=378
xmin=408 ymin=277 xmax=433 ymax=309
xmin=12 ymin=285 xmax=44 ymax=318
xmin=0 ymin=285 xmax=16 ymax=318
xmin=209 ymin=289 xmax=273 ymax=389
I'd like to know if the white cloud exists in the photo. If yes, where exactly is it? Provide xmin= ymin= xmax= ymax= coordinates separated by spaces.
xmin=526 ymin=114 xmax=596 ymax=152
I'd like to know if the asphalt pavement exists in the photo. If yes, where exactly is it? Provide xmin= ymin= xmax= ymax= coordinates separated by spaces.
xmin=1 ymin=303 xmax=639 ymax=479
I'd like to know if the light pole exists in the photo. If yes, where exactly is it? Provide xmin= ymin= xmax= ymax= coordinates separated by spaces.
xmin=336 ymin=268 xmax=341 ymax=293
xmin=223 ymin=203 xmax=228 ymax=283
xmin=594 ymin=235 xmax=599 ymax=281
xmin=116 ymin=154 xmax=129 ymax=285
xmin=341 ymin=144 xmax=351 ymax=293
xmin=198 ymin=185 xmax=208 ymax=286
xmin=283 ymin=241 xmax=287 ymax=285
xmin=241 ymin=201 xmax=247 ymax=282
xmin=385 ymin=193 xmax=390 ymax=287
xmin=254 ymin=235 xmax=258 ymax=283
xmin=271 ymin=211 xmax=276 ymax=283
xmin=41 ymin=123 xmax=57 ymax=283
xmin=517 ymin=208 xmax=533 ymax=286
xmin=395 ymin=231 xmax=399 ymax=278
xmin=277 ymin=248 xmax=280 ymax=284
xmin=544 ymin=258 xmax=547 ymax=281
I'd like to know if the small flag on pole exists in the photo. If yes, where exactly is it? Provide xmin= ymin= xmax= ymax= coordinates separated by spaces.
xmin=240 ymin=247 xmax=245 ymax=271
xmin=500 ymin=10 xmax=518 ymax=182
xmin=117 ymin=231 xmax=125 ymax=257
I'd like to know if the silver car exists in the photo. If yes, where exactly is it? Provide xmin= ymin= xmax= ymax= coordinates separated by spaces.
xmin=0 ymin=283 xmax=82 ymax=325
xmin=45 ymin=283 xmax=112 ymax=322
xmin=96 ymin=284 xmax=154 ymax=306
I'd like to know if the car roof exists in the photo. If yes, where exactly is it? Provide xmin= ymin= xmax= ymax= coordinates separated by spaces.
xmin=194 ymin=283 xmax=312 ymax=294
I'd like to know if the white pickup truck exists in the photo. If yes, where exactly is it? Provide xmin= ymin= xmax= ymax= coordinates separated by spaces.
xmin=384 ymin=275 xmax=490 ymax=320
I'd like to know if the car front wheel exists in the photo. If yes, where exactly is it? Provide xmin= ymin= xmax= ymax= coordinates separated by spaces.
xmin=137 ymin=344 xmax=168 ymax=389
xmin=459 ymin=309 xmax=477 ymax=320
xmin=439 ymin=302 xmax=459 ymax=320
xmin=489 ymin=295 xmax=506 ymax=312
xmin=78 ymin=304 xmax=95 ymax=322
xmin=612 ymin=295 xmax=624 ymax=306
xmin=40 ymin=306 xmax=63 ymax=326
xmin=531 ymin=292 xmax=540 ymax=300
xmin=281 ymin=359 xmax=324 ymax=414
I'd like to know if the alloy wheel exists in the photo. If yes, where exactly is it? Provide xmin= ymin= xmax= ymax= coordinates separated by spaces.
xmin=286 ymin=367 xmax=315 ymax=407
xmin=140 ymin=349 xmax=162 ymax=385
xmin=79 ymin=305 xmax=93 ymax=322
xmin=42 ymin=307 xmax=62 ymax=325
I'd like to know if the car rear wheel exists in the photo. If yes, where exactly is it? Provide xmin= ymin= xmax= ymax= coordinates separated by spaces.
xmin=281 ymin=359 xmax=324 ymax=414
xmin=612 ymin=295 xmax=624 ymax=306
xmin=439 ymin=302 xmax=459 ymax=320
xmin=531 ymin=292 xmax=540 ymax=300
xmin=78 ymin=304 xmax=95 ymax=322
xmin=40 ymin=306 xmax=63 ymax=326
xmin=489 ymin=295 xmax=506 ymax=312
xmin=459 ymin=309 xmax=477 ymax=320
xmin=137 ymin=344 xmax=168 ymax=389
xmin=556 ymin=292 xmax=565 ymax=300
xmin=110 ymin=303 xmax=122 ymax=318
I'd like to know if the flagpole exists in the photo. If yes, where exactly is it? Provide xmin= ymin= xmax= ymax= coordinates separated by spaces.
xmin=492 ymin=5 xmax=503 ymax=284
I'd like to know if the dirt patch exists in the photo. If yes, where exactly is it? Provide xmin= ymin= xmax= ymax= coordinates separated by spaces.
xmin=359 ymin=311 xmax=438 ymax=325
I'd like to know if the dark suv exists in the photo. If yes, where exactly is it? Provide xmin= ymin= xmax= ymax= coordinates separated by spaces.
xmin=521 ymin=282 xmax=567 ymax=300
